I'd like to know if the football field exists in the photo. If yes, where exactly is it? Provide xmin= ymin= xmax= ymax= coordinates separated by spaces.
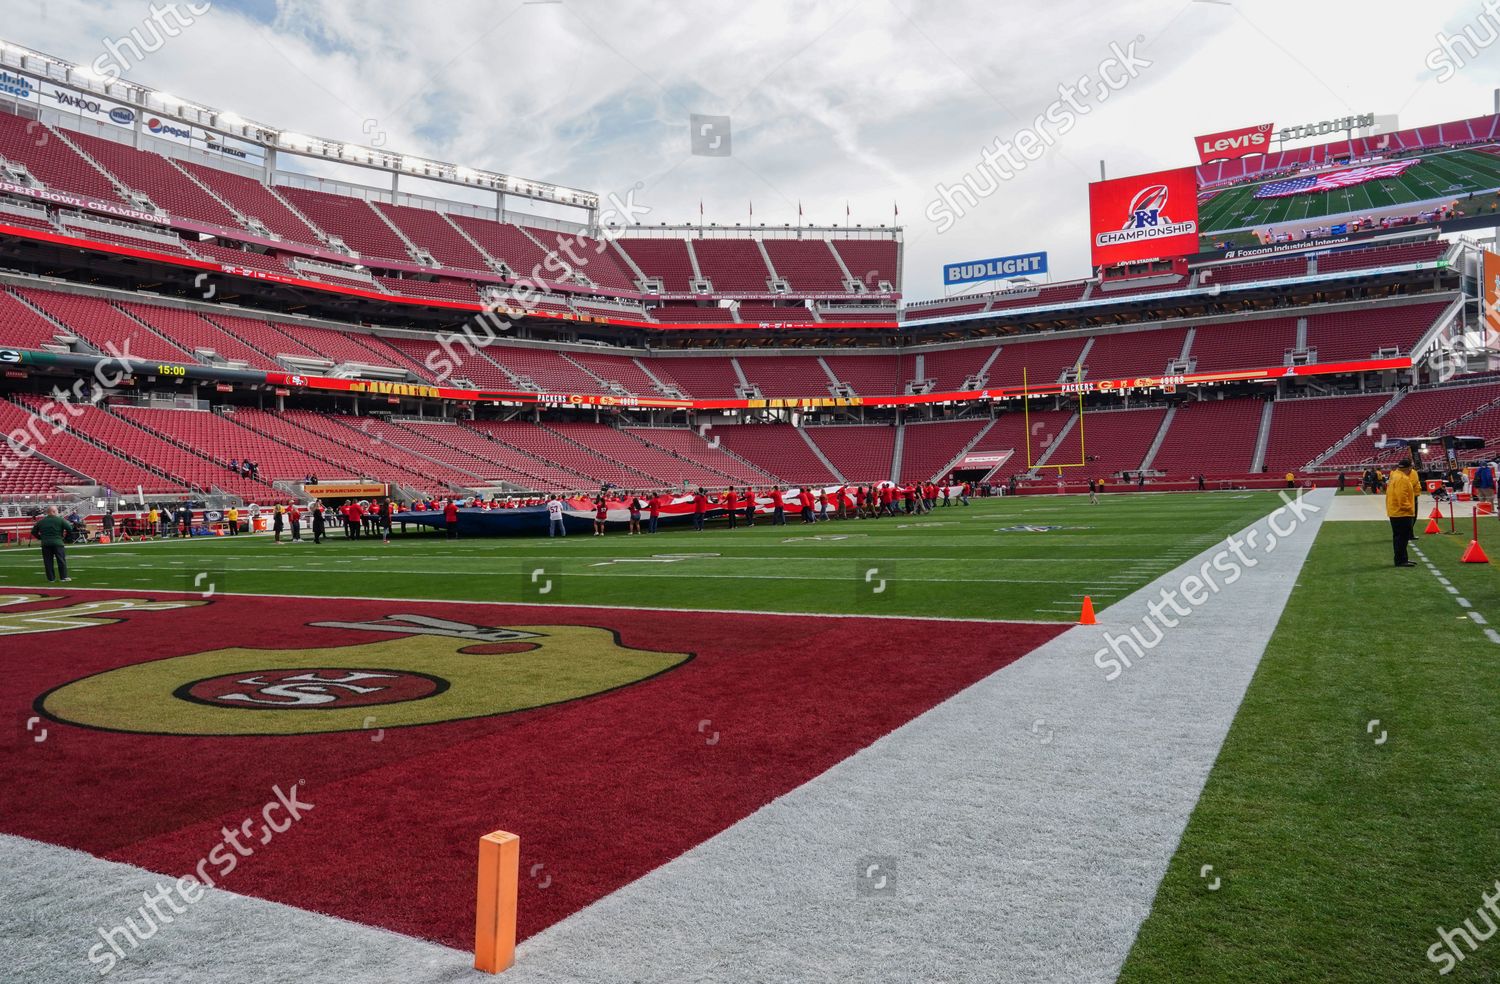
xmin=0 ymin=493 xmax=1279 ymax=621
xmin=6 ymin=489 xmax=1500 ymax=983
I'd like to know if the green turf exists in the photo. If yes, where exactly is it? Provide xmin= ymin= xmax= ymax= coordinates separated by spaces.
xmin=1196 ymin=145 xmax=1500 ymax=248
xmin=1119 ymin=519 xmax=1500 ymax=983
xmin=0 ymin=493 xmax=1282 ymax=621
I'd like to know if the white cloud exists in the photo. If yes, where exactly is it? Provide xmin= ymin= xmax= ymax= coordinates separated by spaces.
xmin=13 ymin=0 xmax=1495 ymax=297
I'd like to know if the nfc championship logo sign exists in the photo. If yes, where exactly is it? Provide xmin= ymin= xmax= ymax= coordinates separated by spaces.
xmin=1089 ymin=166 xmax=1200 ymax=266
xmin=1095 ymin=183 xmax=1197 ymax=248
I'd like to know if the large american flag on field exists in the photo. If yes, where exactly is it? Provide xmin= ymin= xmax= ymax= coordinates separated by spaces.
xmin=1253 ymin=159 xmax=1423 ymax=199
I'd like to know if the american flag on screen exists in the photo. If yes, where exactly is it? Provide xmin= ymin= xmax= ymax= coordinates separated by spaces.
xmin=1252 ymin=159 xmax=1423 ymax=199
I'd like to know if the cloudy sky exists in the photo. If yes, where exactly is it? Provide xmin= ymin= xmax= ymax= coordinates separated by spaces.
xmin=13 ymin=0 xmax=1500 ymax=297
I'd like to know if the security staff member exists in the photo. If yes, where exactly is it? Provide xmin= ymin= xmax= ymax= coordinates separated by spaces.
xmin=1386 ymin=459 xmax=1422 ymax=568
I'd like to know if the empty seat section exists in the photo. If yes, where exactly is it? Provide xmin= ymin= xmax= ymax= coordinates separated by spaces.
xmin=271 ymin=323 xmax=403 ymax=366
xmin=371 ymin=419 xmax=544 ymax=486
xmin=824 ymin=354 xmax=904 ymax=395
xmin=1303 ymin=302 xmax=1449 ymax=361
xmin=65 ymin=131 xmax=239 ymax=227
xmin=985 ymin=336 xmax=1089 ymax=388
xmin=1149 ymin=399 xmax=1264 ymax=475
xmin=737 ymin=356 xmax=831 ymax=397
xmin=203 ymin=314 xmax=322 ymax=361
xmin=898 ymin=419 xmax=989 ymax=482
xmin=831 ymin=239 xmax=898 ymax=288
xmin=804 ymin=425 xmax=896 ymax=482
xmin=1261 ymin=394 xmax=1388 ymax=472
xmin=693 ymin=239 xmax=773 ymax=292
xmin=15 ymin=288 xmax=195 ymax=363
xmin=1083 ymin=327 xmax=1189 ymax=379
xmin=469 ymin=421 xmax=649 ymax=487
xmin=0 ymin=289 xmax=73 ymax=350
xmin=0 ymin=110 xmax=122 ymax=202
xmin=565 ymin=353 xmax=660 ymax=395
xmin=448 ymin=217 xmax=563 ymax=281
xmin=712 ymin=424 xmax=838 ymax=485
xmin=2 ymin=399 xmax=185 ymax=494
xmin=921 ymin=347 xmax=995 ymax=391
xmin=373 ymin=201 xmax=491 ymax=271
xmin=179 ymin=162 xmax=324 ymax=244
xmin=529 ymin=230 xmax=639 ymax=291
xmin=232 ymin=408 xmax=448 ymax=494
xmin=1071 ymin=408 xmax=1166 ymax=476
xmin=543 ymin=422 xmax=729 ymax=487
xmin=486 ymin=348 xmax=603 ymax=393
xmin=762 ymin=240 xmax=846 ymax=291
xmin=278 ymin=187 xmax=411 ymax=264
xmin=117 ymin=302 xmax=279 ymax=370
xmin=1188 ymin=318 xmax=1298 ymax=372
xmin=641 ymin=357 xmax=741 ymax=397
xmin=450 ymin=421 xmax=594 ymax=488
xmin=616 ymin=239 xmax=695 ymax=291
xmin=626 ymin=428 xmax=774 ymax=484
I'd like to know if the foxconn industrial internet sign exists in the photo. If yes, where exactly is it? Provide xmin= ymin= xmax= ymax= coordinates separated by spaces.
xmin=943 ymin=251 xmax=1048 ymax=286
xmin=1088 ymin=166 xmax=1199 ymax=267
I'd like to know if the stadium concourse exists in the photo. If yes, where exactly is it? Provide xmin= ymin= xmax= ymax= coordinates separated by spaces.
xmin=3 ymin=31 xmax=1500 ymax=984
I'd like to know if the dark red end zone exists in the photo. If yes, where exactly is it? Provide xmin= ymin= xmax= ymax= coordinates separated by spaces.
xmin=1 ymin=590 xmax=1064 ymax=947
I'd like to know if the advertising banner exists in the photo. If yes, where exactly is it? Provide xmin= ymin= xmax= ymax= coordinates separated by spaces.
xmin=1089 ymin=166 xmax=1200 ymax=267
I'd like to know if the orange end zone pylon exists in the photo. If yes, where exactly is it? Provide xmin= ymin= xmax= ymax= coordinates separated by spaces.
xmin=1079 ymin=596 xmax=1096 ymax=625
xmin=475 ymin=829 xmax=520 ymax=974
xmin=1463 ymin=507 xmax=1491 ymax=564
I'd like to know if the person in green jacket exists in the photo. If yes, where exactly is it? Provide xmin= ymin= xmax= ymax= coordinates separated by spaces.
xmin=31 ymin=506 xmax=84 ymax=583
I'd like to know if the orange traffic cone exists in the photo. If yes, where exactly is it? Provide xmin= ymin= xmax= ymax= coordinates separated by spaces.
xmin=1462 ymin=539 xmax=1490 ymax=563
xmin=1430 ymin=505 xmax=1444 ymax=520
xmin=1079 ymin=596 xmax=1096 ymax=625
xmin=1425 ymin=517 xmax=1442 ymax=534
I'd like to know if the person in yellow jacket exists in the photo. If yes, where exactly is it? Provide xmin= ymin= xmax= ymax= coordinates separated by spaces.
xmin=147 ymin=507 xmax=159 ymax=539
xmin=226 ymin=506 xmax=240 ymax=536
xmin=1385 ymin=459 xmax=1421 ymax=567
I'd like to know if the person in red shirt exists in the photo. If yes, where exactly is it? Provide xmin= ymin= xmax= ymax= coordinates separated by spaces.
xmin=853 ymin=485 xmax=865 ymax=519
xmin=648 ymin=492 xmax=662 ymax=534
xmin=744 ymin=487 xmax=756 ymax=527
xmin=770 ymin=486 xmax=786 ymax=526
xmin=693 ymin=488 xmax=708 ymax=531
xmin=881 ymin=483 xmax=896 ymax=517
xmin=346 ymin=500 xmax=363 ymax=540
xmin=799 ymin=487 xmax=815 ymax=524
xmin=444 ymin=499 xmax=459 ymax=539
xmin=593 ymin=494 xmax=608 ymax=536
xmin=724 ymin=487 xmax=739 ymax=529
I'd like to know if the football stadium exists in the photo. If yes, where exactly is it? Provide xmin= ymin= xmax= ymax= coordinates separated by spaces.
xmin=3 ymin=5 xmax=1500 ymax=982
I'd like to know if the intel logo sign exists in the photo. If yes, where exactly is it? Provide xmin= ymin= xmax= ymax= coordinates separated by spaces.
xmin=109 ymin=107 xmax=135 ymax=125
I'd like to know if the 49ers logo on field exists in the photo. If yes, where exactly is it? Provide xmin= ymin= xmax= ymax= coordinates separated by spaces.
xmin=35 ymin=611 xmax=691 ymax=736
xmin=179 ymin=669 xmax=448 ymax=709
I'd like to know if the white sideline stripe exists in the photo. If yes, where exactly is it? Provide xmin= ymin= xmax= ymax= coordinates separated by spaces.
xmin=495 ymin=490 xmax=1335 ymax=984
xmin=0 ymin=834 xmax=471 ymax=984
xmin=0 ymin=583 xmax=1052 ymax=626
xmin=1412 ymin=549 xmax=1499 ymax=644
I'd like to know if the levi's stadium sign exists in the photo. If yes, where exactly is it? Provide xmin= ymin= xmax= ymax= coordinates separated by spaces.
xmin=943 ymin=251 xmax=1048 ymax=287
xmin=1275 ymin=113 xmax=1375 ymax=143
xmin=1195 ymin=123 xmax=1273 ymax=164
xmin=1088 ymin=167 xmax=1200 ymax=267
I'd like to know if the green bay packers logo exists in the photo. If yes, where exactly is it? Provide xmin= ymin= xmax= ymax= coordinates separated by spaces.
xmin=39 ymin=613 xmax=691 ymax=736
